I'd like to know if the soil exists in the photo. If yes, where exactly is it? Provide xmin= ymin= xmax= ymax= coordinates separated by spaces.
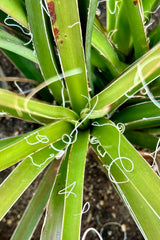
xmin=0 ymin=51 xmax=144 ymax=240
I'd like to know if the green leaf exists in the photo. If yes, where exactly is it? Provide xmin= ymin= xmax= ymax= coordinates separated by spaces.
xmin=11 ymin=160 xmax=60 ymax=240
xmin=123 ymin=0 xmax=149 ymax=59
xmin=61 ymin=130 xmax=89 ymax=240
xmin=107 ymin=0 xmax=121 ymax=33
xmin=0 ymin=140 xmax=65 ymax=220
xmin=40 ymin=147 xmax=70 ymax=240
xmin=88 ymin=43 xmax=160 ymax=113
xmin=0 ymin=120 xmax=73 ymax=170
xmin=0 ymin=89 xmax=79 ymax=124
xmin=46 ymin=0 xmax=89 ymax=113
xmin=142 ymin=0 xmax=159 ymax=13
xmin=0 ymin=0 xmax=28 ymax=28
xmin=112 ymin=2 xmax=132 ymax=56
xmin=112 ymin=100 xmax=160 ymax=130
xmin=25 ymin=0 xmax=65 ymax=104
xmin=0 ymin=32 xmax=37 ymax=63
xmin=91 ymin=118 xmax=160 ymax=239
xmin=2 ymin=49 xmax=44 ymax=82
xmin=124 ymin=130 xmax=159 ymax=150
xmin=0 ymin=135 xmax=22 ymax=149
xmin=92 ymin=25 xmax=124 ymax=77
xmin=85 ymin=0 xmax=98 ymax=88
xmin=148 ymin=21 xmax=160 ymax=48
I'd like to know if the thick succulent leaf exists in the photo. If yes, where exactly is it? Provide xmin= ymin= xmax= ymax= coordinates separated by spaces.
xmin=112 ymin=100 xmax=160 ymax=130
xmin=25 ymin=0 xmax=65 ymax=104
xmin=11 ymin=160 xmax=60 ymax=240
xmin=123 ymin=0 xmax=149 ymax=59
xmin=92 ymin=26 xmax=124 ymax=77
xmin=0 ymin=120 xmax=73 ymax=170
xmin=124 ymin=130 xmax=159 ymax=150
xmin=40 ymin=147 xmax=70 ymax=240
xmin=107 ymin=0 xmax=122 ymax=32
xmin=61 ymin=130 xmax=89 ymax=240
xmin=91 ymin=118 xmax=160 ymax=239
xmin=0 ymin=141 xmax=65 ymax=220
xmin=88 ymin=43 xmax=160 ymax=114
xmin=0 ymin=29 xmax=37 ymax=63
xmin=0 ymin=0 xmax=28 ymax=28
xmin=142 ymin=0 xmax=160 ymax=13
xmin=85 ymin=0 xmax=98 ymax=87
xmin=2 ymin=49 xmax=44 ymax=82
xmin=112 ymin=1 xmax=132 ymax=56
xmin=142 ymin=127 xmax=160 ymax=135
xmin=0 ymin=135 xmax=22 ymax=149
xmin=0 ymin=89 xmax=78 ymax=124
xmin=45 ymin=0 xmax=89 ymax=113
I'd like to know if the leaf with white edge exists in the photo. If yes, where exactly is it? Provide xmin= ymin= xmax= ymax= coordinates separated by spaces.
xmin=26 ymin=0 xmax=66 ymax=104
xmin=0 ymin=89 xmax=78 ymax=124
xmin=92 ymin=26 xmax=124 ymax=76
xmin=112 ymin=100 xmax=160 ymax=130
xmin=106 ymin=0 xmax=121 ymax=33
xmin=61 ymin=130 xmax=89 ymax=240
xmin=0 ymin=140 xmax=65 ymax=220
xmin=0 ymin=0 xmax=28 ymax=28
xmin=45 ymin=0 xmax=89 ymax=113
xmin=85 ymin=0 xmax=98 ymax=88
xmin=91 ymin=118 xmax=160 ymax=239
xmin=124 ymin=130 xmax=159 ymax=150
xmin=123 ymin=0 xmax=149 ymax=59
xmin=0 ymin=135 xmax=22 ymax=149
xmin=0 ymin=120 xmax=73 ymax=170
xmin=89 ymin=43 xmax=160 ymax=113
xmin=0 ymin=37 xmax=37 ymax=63
xmin=11 ymin=160 xmax=60 ymax=240
xmin=40 ymin=147 xmax=70 ymax=240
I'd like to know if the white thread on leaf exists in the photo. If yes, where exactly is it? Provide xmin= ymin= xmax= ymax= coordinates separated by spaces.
xmin=62 ymin=95 xmax=98 ymax=148
xmin=117 ymin=122 xmax=125 ymax=134
xmin=89 ymin=136 xmax=100 ymax=145
xmin=107 ymin=29 xmax=118 ymax=42
xmin=140 ymin=87 xmax=147 ymax=95
xmin=74 ymin=202 xmax=90 ymax=216
xmin=106 ymin=0 xmax=120 ymax=15
xmin=24 ymin=131 xmax=49 ymax=145
xmin=138 ymin=64 xmax=160 ymax=109
xmin=68 ymin=22 xmax=79 ymax=28
xmin=92 ymin=121 xmax=134 ymax=184
xmin=29 ymin=153 xmax=54 ymax=168
xmin=50 ymin=143 xmax=65 ymax=160
xmin=58 ymin=181 xmax=77 ymax=199
xmin=4 ymin=15 xmax=33 ymax=45
xmin=108 ymin=157 xmax=134 ymax=184
xmin=97 ymin=144 xmax=107 ymax=158
xmin=145 ymin=4 xmax=160 ymax=15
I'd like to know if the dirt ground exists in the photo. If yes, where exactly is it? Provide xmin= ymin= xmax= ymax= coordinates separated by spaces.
xmin=0 ymin=50 xmax=144 ymax=240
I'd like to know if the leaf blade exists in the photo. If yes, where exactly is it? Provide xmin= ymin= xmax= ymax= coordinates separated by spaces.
xmin=11 ymin=160 xmax=60 ymax=240
xmin=91 ymin=118 xmax=160 ymax=239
